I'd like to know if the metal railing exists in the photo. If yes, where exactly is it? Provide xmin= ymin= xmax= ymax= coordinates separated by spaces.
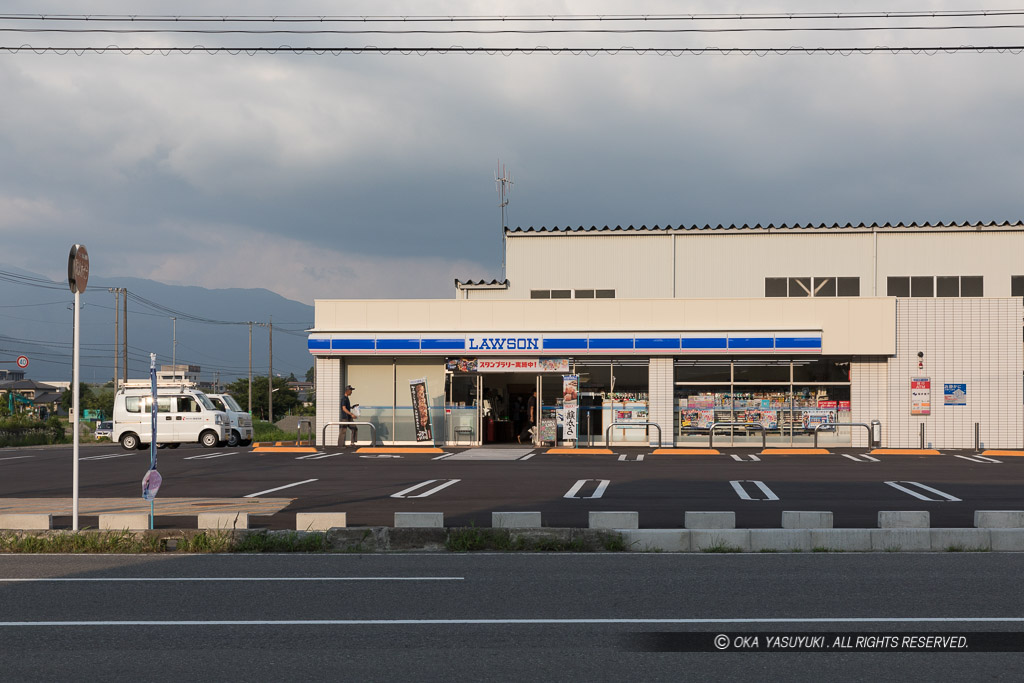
xmin=605 ymin=421 xmax=663 ymax=448
xmin=709 ymin=422 xmax=766 ymax=449
xmin=321 ymin=421 xmax=378 ymax=447
xmin=813 ymin=422 xmax=871 ymax=448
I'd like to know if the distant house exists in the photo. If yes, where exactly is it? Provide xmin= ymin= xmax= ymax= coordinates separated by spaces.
xmin=0 ymin=369 xmax=25 ymax=382
xmin=287 ymin=381 xmax=313 ymax=405
xmin=0 ymin=379 xmax=61 ymax=416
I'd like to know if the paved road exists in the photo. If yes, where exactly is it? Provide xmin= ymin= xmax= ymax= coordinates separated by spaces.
xmin=0 ymin=553 xmax=1022 ymax=681
xmin=1 ymin=444 xmax=1023 ymax=529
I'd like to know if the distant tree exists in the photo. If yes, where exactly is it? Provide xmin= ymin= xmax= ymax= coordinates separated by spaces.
xmin=224 ymin=375 xmax=298 ymax=420
xmin=61 ymin=383 xmax=92 ymax=414
xmin=287 ymin=372 xmax=297 ymax=382
xmin=305 ymin=366 xmax=314 ymax=383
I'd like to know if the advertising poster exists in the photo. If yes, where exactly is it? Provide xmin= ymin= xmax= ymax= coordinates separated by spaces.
xmin=802 ymin=410 xmax=837 ymax=430
xmin=448 ymin=358 xmax=570 ymax=373
xmin=944 ymin=383 xmax=967 ymax=406
xmin=911 ymin=377 xmax=931 ymax=415
xmin=681 ymin=409 xmax=716 ymax=430
xmin=409 ymin=378 xmax=433 ymax=442
xmin=562 ymin=374 xmax=579 ymax=440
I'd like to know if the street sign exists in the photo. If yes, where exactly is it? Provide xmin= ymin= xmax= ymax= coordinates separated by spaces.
xmin=16 ymin=356 xmax=28 ymax=368
xmin=68 ymin=244 xmax=89 ymax=294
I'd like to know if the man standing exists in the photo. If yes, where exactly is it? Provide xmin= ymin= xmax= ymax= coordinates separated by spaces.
xmin=517 ymin=389 xmax=537 ymax=444
xmin=340 ymin=385 xmax=358 ymax=446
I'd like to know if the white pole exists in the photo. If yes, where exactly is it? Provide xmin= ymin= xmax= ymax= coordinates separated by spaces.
xmin=72 ymin=289 xmax=80 ymax=530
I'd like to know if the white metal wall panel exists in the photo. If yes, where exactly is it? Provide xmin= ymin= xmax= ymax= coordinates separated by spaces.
xmin=505 ymin=233 xmax=674 ymax=298
xmin=876 ymin=232 xmax=1024 ymax=296
xmin=314 ymin=356 xmax=341 ymax=447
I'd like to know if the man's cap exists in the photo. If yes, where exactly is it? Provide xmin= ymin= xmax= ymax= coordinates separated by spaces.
xmin=345 ymin=385 xmax=355 ymax=391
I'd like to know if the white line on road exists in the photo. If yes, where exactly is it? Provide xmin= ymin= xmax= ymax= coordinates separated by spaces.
xmin=518 ymin=454 xmax=536 ymax=461
xmin=80 ymin=453 xmax=134 ymax=461
xmin=294 ymin=452 xmax=326 ymax=460
xmin=243 ymin=479 xmax=319 ymax=498
xmin=185 ymin=452 xmax=238 ymax=460
xmin=728 ymin=453 xmax=760 ymax=462
xmin=954 ymin=455 xmax=1002 ymax=464
xmin=0 ymin=456 xmax=34 ymax=462
xmin=308 ymin=453 xmax=344 ymax=460
xmin=617 ymin=454 xmax=645 ymax=462
xmin=431 ymin=454 xmax=453 ymax=460
xmin=4 ymin=617 xmax=1024 ymax=627
xmin=0 ymin=577 xmax=464 ymax=583
xmin=390 ymin=479 xmax=461 ymax=499
xmin=564 ymin=479 xmax=610 ymax=499
xmin=730 ymin=480 xmax=779 ymax=501
xmin=885 ymin=481 xmax=962 ymax=502
xmin=841 ymin=453 xmax=880 ymax=463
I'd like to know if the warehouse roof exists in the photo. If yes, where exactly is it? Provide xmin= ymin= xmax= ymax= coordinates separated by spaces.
xmin=506 ymin=220 xmax=1024 ymax=234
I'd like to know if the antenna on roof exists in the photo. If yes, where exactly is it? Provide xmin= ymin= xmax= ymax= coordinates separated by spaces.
xmin=495 ymin=161 xmax=514 ymax=281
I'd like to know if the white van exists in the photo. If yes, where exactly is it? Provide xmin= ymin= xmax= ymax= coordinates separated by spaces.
xmin=113 ymin=382 xmax=230 ymax=450
xmin=206 ymin=393 xmax=253 ymax=447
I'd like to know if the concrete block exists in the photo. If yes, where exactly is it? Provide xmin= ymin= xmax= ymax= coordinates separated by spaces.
xmin=870 ymin=529 xmax=931 ymax=552
xmin=878 ymin=511 xmax=930 ymax=529
xmin=750 ymin=529 xmax=812 ymax=552
xmin=782 ymin=511 xmax=834 ymax=529
xmin=809 ymin=529 xmax=873 ymax=552
xmin=620 ymin=529 xmax=689 ymax=552
xmin=0 ymin=513 xmax=52 ymax=530
xmin=684 ymin=511 xmax=736 ymax=530
xmin=930 ymin=529 xmax=991 ymax=551
xmin=589 ymin=511 xmax=639 ymax=530
xmin=296 ymin=512 xmax=347 ymax=531
xmin=99 ymin=513 xmax=150 ymax=531
xmin=492 ymin=512 xmax=542 ymax=528
xmin=990 ymin=529 xmax=1024 ymax=552
xmin=198 ymin=512 xmax=249 ymax=530
xmin=690 ymin=530 xmax=751 ymax=553
xmin=974 ymin=511 xmax=1024 ymax=529
xmin=394 ymin=512 xmax=443 ymax=528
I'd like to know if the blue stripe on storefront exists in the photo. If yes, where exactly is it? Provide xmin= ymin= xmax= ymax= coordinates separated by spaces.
xmin=543 ymin=338 xmax=588 ymax=350
xmin=775 ymin=337 xmax=822 ymax=349
xmin=421 ymin=339 xmax=466 ymax=350
xmin=728 ymin=337 xmax=774 ymax=349
xmin=308 ymin=339 xmax=331 ymax=351
xmin=680 ymin=337 xmax=728 ymax=349
xmin=332 ymin=339 xmax=375 ymax=350
xmin=376 ymin=339 xmax=421 ymax=350
xmin=634 ymin=338 xmax=681 ymax=350
xmin=588 ymin=338 xmax=635 ymax=350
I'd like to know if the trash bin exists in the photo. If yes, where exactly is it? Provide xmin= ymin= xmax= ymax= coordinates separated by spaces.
xmin=870 ymin=419 xmax=882 ymax=448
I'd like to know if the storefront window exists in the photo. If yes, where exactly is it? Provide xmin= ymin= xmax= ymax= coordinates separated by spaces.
xmin=734 ymin=359 xmax=789 ymax=383
xmin=792 ymin=359 xmax=849 ymax=383
xmin=570 ymin=359 xmax=649 ymax=447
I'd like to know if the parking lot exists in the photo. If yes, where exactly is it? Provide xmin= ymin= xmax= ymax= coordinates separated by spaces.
xmin=1 ymin=443 xmax=1022 ymax=529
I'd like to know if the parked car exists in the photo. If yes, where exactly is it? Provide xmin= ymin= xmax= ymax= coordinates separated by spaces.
xmin=206 ymin=393 xmax=254 ymax=447
xmin=95 ymin=421 xmax=113 ymax=439
xmin=113 ymin=381 xmax=229 ymax=450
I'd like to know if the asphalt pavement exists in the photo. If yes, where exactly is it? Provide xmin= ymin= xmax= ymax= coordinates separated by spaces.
xmin=1 ymin=443 xmax=1023 ymax=529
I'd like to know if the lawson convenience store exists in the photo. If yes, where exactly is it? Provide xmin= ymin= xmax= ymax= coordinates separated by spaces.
xmin=304 ymin=295 xmax=969 ymax=448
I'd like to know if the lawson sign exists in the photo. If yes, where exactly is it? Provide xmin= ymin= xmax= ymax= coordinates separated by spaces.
xmin=308 ymin=331 xmax=823 ymax=356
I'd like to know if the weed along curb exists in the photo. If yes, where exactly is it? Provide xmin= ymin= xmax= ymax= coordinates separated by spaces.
xmin=1 ymin=524 xmax=1022 ymax=553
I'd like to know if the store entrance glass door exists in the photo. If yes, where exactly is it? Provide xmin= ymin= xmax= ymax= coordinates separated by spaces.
xmin=446 ymin=372 xmax=481 ymax=446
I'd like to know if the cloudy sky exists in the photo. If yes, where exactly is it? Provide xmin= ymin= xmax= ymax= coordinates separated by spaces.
xmin=3 ymin=1 xmax=1024 ymax=303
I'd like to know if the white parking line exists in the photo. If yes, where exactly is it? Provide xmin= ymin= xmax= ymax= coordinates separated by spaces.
xmin=308 ymin=453 xmax=344 ymax=460
xmin=518 ymin=454 xmax=536 ymax=461
xmin=294 ymin=452 xmax=327 ymax=460
xmin=617 ymin=454 xmax=645 ymax=462
xmin=80 ymin=453 xmax=134 ymax=461
xmin=728 ymin=453 xmax=760 ymax=462
xmin=185 ymin=452 xmax=238 ymax=460
xmin=243 ymin=479 xmax=318 ymax=498
xmin=885 ymin=481 xmax=962 ymax=502
xmin=730 ymin=480 xmax=779 ymax=501
xmin=390 ymin=479 xmax=461 ymax=499
xmin=432 ymin=454 xmax=453 ymax=460
xmin=955 ymin=455 xmax=1002 ymax=464
xmin=564 ymin=479 xmax=610 ymax=499
xmin=841 ymin=453 xmax=880 ymax=462
xmin=0 ymin=456 xmax=34 ymax=462
xmin=0 ymin=577 xmax=464 ymax=583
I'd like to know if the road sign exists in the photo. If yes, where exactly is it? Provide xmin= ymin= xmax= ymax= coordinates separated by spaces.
xmin=16 ymin=356 xmax=28 ymax=368
xmin=68 ymin=244 xmax=89 ymax=294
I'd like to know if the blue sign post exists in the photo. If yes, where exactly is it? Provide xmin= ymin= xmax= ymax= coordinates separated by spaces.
xmin=141 ymin=353 xmax=162 ymax=528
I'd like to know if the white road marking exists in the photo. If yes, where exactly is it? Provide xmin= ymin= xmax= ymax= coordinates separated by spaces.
xmin=431 ymin=454 xmax=453 ymax=460
xmin=243 ymin=479 xmax=319 ymax=498
xmin=518 ymin=454 xmax=536 ymax=461
xmin=308 ymin=453 xmax=344 ymax=460
xmin=617 ymin=453 xmax=645 ymax=462
xmin=728 ymin=453 xmax=760 ymax=462
xmin=564 ymin=479 xmax=610 ymax=499
xmin=841 ymin=453 xmax=880 ymax=463
xmin=80 ymin=453 xmax=134 ymax=461
xmin=0 ymin=577 xmax=464 ymax=583
xmin=5 ymin=617 xmax=1023 ymax=627
xmin=294 ymin=452 xmax=326 ymax=460
xmin=390 ymin=479 xmax=461 ymax=499
xmin=730 ymin=480 xmax=779 ymax=501
xmin=359 ymin=454 xmax=403 ymax=459
xmin=185 ymin=451 xmax=238 ymax=460
xmin=0 ymin=456 xmax=34 ymax=462
xmin=885 ymin=481 xmax=962 ymax=502
xmin=955 ymin=455 xmax=1001 ymax=464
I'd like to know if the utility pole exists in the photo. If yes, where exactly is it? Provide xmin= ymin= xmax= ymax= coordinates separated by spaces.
xmin=171 ymin=317 xmax=176 ymax=381
xmin=121 ymin=288 xmax=128 ymax=382
xmin=108 ymin=288 xmax=119 ymax=387
xmin=495 ymin=161 xmax=514 ymax=281
xmin=248 ymin=322 xmax=253 ymax=414
xmin=268 ymin=317 xmax=273 ymax=423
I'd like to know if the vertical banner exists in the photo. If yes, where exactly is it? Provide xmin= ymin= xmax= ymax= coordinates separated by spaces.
xmin=410 ymin=378 xmax=433 ymax=442
xmin=142 ymin=354 xmax=162 ymax=529
xmin=911 ymin=377 xmax=931 ymax=415
xmin=561 ymin=374 xmax=579 ymax=441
